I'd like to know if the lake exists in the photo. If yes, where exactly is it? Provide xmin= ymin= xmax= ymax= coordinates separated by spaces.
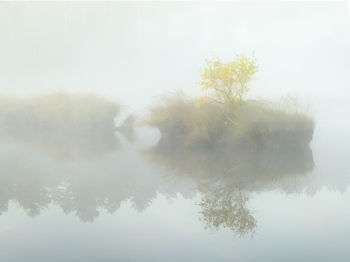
xmin=0 ymin=100 xmax=349 ymax=262
xmin=0 ymin=2 xmax=349 ymax=261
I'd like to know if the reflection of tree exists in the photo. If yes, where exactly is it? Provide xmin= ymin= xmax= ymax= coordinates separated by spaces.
xmin=0 ymin=151 xmax=56 ymax=216
xmin=145 ymin=143 xmax=314 ymax=236
xmin=0 ymin=139 xmax=194 ymax=222
xmin=0 ymin=93 xmax=137 ymax=219
xmin=198 ymin=183 xmax=256 ymax=236
xmin=0 ymin=120 xmax=320 ymax=238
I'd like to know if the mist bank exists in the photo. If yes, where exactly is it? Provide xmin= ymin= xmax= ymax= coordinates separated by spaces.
xmin=0 ymin=92 xmax=120 ymax=159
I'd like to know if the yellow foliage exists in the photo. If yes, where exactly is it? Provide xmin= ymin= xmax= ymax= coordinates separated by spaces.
xmin=199 ymin=54 xmax=258 ymax=106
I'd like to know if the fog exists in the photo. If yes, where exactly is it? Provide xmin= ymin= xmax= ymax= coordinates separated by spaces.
xmin=1 ymin=2 xmax=349 ymax=111
xmin=1 ymin=2 xmax=350 ymax=262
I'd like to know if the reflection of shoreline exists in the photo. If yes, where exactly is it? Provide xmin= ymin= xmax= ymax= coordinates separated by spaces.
xmin=0 ymin=128 xmax=348 ymax=238
xmin=0 ymin=140 xmax=196 ymax=222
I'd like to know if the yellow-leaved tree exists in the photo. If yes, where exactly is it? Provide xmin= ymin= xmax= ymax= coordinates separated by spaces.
xmin=199 ymin=54 xmax=258 ymax=108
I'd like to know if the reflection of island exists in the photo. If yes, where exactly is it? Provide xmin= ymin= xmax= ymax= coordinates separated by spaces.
xmin=0 ymin=116 xmax=347 ymax=238
xmin=146 ymin=144 xmax=314 ymax=236
xmin=0 ymin=125 xmax=314 ymax=237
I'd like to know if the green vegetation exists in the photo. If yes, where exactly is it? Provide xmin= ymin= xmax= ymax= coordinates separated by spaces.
xmin=0 ymin=92 xmax=120 ymax=159
xmin=0 ymin=92 xmax=119 ymax=134
xmin=145 ymin=95 xmax=314 ymax=152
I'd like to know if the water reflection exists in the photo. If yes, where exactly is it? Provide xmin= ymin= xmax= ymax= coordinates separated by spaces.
xmin=0 ymin=95 xmax=327 ymax=237
xmin=0 ymin=136 xmax=195 ymax=222
xmin=199 ymin=185 xmax=257 ymax=236
xmin=0 ymin=117 xmax=318 ymax=239
xmin=0 ymin=120 xmax=317 ymax=236
xmin=146 ymin=145 xmax=314 ymax=236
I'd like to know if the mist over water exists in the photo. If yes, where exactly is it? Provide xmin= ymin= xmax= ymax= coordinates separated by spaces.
xmin=0 ymin=2 xmax=350 ymax=262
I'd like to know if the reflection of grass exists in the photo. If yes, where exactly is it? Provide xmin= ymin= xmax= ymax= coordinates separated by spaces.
xmin=0 ymin=93 xmax=120 ymax=159
xmin=145 ymin=95 xmax=314 ymax=151
xmin=146 ymin=143 xmax=314 ymax=190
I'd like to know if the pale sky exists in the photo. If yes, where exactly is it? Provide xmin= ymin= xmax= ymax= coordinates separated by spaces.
xmin=0 ymin=1 xmax=349 ymax=111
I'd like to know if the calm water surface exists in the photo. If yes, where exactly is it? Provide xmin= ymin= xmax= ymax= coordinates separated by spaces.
xmin=0 ymin=104 xmax=349 ymax=262
xmin=0 ymin=2 xmax=349 ymax=261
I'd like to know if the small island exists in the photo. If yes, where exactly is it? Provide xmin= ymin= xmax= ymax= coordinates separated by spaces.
xmin=145 ymin=55 xmax=314 ymax=153
xmin=0 ymin=92 xmax=120 ymax=159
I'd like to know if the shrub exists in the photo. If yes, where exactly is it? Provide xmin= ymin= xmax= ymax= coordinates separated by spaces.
xmin=145 ymin=95 xmax=314 ymax=152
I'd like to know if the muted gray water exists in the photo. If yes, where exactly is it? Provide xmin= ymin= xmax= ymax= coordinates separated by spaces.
xmin=0 ymin=101 xmax=349 ymax=262
xmin=1 ymin=2 xmax=350 ymax=261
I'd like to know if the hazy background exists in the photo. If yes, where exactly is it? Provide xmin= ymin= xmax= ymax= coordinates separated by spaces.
xmin=0 ymin=1 xmax=349 ymax=112
xmin=0 ymin=3 xmax=350 ymax=261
